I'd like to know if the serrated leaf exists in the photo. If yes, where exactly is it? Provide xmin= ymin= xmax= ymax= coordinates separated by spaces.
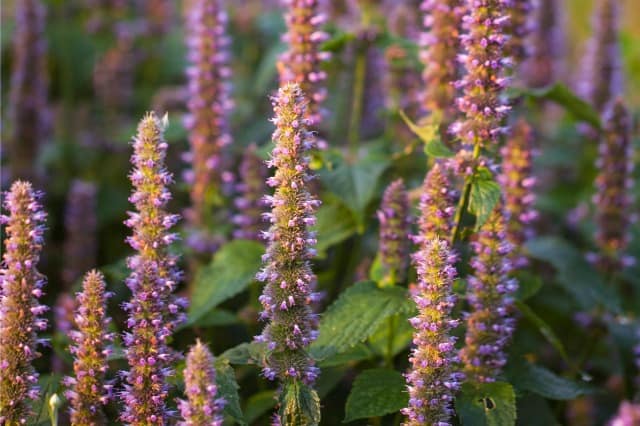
xmin=399 ymin=110 xmax=454 ymax=158
xmin=188 ymin=240 xmax=265 ymax=325
xmin=469 ymin=170 xmax=502 ymax=230
xmin=310 ymin=282 xmax=412 ymax=360
xmin=315 ymin=196 xmax=358 ymax=257
xmin=524 ymin=83 xmax=601 ymax=128
xmin=456 ymin=382 xmax=517 ymax=426
xmin=215 ymin=359 xmax=246 ymax=425
xmin=220 ymin=342 xmax=267 ymax=365
xmin=343 ymin=368 xmax=407 ymax=422
xmin=506 ymin=360 xmax=596 ymax=400
xmin=279 ymin=381 xmax=321 ymax=426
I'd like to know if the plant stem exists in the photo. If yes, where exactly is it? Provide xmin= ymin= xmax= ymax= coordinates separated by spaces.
xmin=385 ymin=316 xmax=396 ymax=367
xmin=450 ymin=143 xmax=481 ymax=244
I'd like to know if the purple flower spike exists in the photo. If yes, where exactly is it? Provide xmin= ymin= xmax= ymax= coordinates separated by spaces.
xmin=255 ymin=83 xmax=321 ymax=387
xmin=278 ymin=0 xmax=330 ymax=137
xmin=592 ymin=98 xmax=634 ymax=271
xmin=498 ymin=119 xmax=537 ymax=269
xmin=178 ymin=340 xmax=225 ymax=426
xmin=120 ymin=113 xmax=187 ymax=425
xmin=63 ymin=180 xmax=98 ymax=287
xmin=578 ymin=0 xmax=623 ymax=113
xmin=416 ymin=163 xmax=457 ymax=242
xmin=0 ymin=181 xmax=48 ymax=424
xmin=8 ymin=0 xmax=49 ymax=181
xmin=233 ymin=144 xmax=269 ymax=241
xmin=377 ymin=179 xmax=411 ymax=285
xmin=460 ymin=205 xmax=518 ymax=383
xmin=452 ymin=0 xmax=512 ymax=147
xmin=183 ymin=0 xmax=233 ymax=249
xmin=505 ymin=0 xmax=533 ymax=67
xmin=608 ymin=401 xmax=640 ymax=426
xmin=418 ymin=0 xmax=463 ymax=121
xmin=66 ymin=270 xmax=114 ymax=425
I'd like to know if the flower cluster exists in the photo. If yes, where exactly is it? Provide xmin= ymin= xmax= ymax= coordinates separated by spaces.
xmin=522 ymin=0 xmax=564 ymax=88
xmin=8 ymin=0 xmax=49 ymax=182
xmin=255 ymin=83 xmax=321 ymax=386
xmin=233 ymin=144 xmax=269 ymax=241
xmin=0 ymin=181 xmax=48 ymax=425
xmin=84 ymin=0 xmax=128 ymax=34
xmin=498 ymin=119 xmax=537 ymax=268
xmin=460 ymin=206 xmax=518 ymax=383
xmin=506 ymin=0 xmax=532 ymax=67
xmin=377 ymin=179 xmax=411 ymax=285
xmin=65 ymin=270 xmax=114 ymax=425
xmin=608 ymin=401 xmax=640 ymax=426
xmin=452 ymin=0 xmax=511 ymax=147
xmin=278 ymin=0 xmax=330 ymax=131
xmin=120 ymin=113 xmax=187 ymax=425
xmin=93 ymin=33 xmax=138 ymax=110
xmin=178 ymin=341 xmax=225 ymax=426
xmin=416 ymin=163 xmax=457 ymax=242
xmin=593 ymin=98 xmax=634 ymax=269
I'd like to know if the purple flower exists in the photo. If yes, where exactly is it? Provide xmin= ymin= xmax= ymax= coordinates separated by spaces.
xmin=451 ymin=0 xmax=512 ymax=147
xmin=0 ymin=181 xmax=48 ymax=424
xmin=505 ymin=0 xmax=533 ymax=67
xmin=377 ymin=179 xmax=411 ymax=285
xmin=178 ymin=340 xmax=225 ymax=426
xmin=608 ymin=401 xmax=640 ymax=426
xmin=233 ymin=144 xmax=269 ymax=241
xmin=183 ymin=0 xmax=234 ymax=252
xmin=255 ymin=83 xmax=321 ymax=387
xmin=120 ymin=113 xmax=187 ymax=425
xmin=460 ymin=205 xmax=518 ymax=383
xmin=578 ymin=0 xmax=623 ymax=113
xmin=498 ymin=119 xmax=537 ymax=268
xmin=592 ymin=98 xmax=635 ymax=271
xmin=93 ymin=33 xmax=138 ymax=111
xmin=65 ymin=270 xmax=114 ymax=425
xmin=7 ymin=0 xmax=50 ymax=182
xmin=84 ymin=0 xmax=128 ymax=34
xmin=416 ymin=163 xmax=457 ymax=242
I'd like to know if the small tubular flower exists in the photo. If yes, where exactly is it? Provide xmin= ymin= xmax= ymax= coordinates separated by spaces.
xmin=460 ymin=206 xmax=518 ymax=383
xmin=522 ymin=0 xmax=564 ymax=88
xmin=255 ymin=83 xmax=321 ymax=387
xmin=233 ymin=144 xmax=269 ymax=241
xmin=592 ymin=98 xmax=634 ymax=269
xmin=278 ymin=0 xmax=330 ymax=132
xmin=376 ymin=179 xmax=411 ymax=285
xmin=120 ymin=113 xmax=187 ymax=425
xmin=498 ymin=119 xmax=537 ymax=268
xmin=183 ymin=0 xmax=233 ymax=250
xmin=416 ymin=163 xmax=457 ymax=243
xmin=178 ymin=340 xmax=225 ymax=426
xmin=452 ymin=0 xmax=511 ymax=147
xmin=65 ymin=270 xmax=114 ymax=426
xmin=0 ymin=181 xmax=48 ymax=425
xmin=63 ymin=180 xmax=98 ymax=287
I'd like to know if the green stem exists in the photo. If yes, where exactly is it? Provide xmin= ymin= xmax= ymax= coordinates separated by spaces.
xmin=348 ymin=46 xmax=367 ymax=159
xmin=450 ymin=143 xmax=481 ymax=244
xmin=385 ymin=316 xmax=396 ymax=367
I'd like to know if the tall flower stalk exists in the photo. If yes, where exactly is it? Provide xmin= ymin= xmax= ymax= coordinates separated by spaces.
xmin=522 ymin=0 xmax=564 ymax=88
xmin=183 ymin=0 xmax=233 ymax=252
xmin=7 ymin=0 xmax=49 ymax=182
xmin=0 ymin=181 xmax=48 ymax=425
xmin=65 ymin=270 xmax=114 ymax=426
xmin=120 ymin=113 xmax=187 ymax=425
xmin=178 ymin=341 xmax=225 ymax=426
xmin=505 ymin=0 xmax=532 ymax=67
xmin=403 ymin=164 xmax=462 ymax=425
xmin=376 ymin=179 xmax=411 ymax=286
xmin=255 ymin=83 xmax=321 ymax=388
xmin=233 ymin=144 xmax=269 ymax=241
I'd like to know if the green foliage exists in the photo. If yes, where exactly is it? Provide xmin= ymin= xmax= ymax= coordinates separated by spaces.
xmin=399 ymin=110 xmax=455 ymax=158
xmin=315 ymin=196 xmax=358 ymax=257
xmin=343 ymin=368 xmax=407 ymax=422
xmin=469 ymin=167 xmax=502 ymax=230
xmin=215 ymin=359 xmax=246 ymax=425
xmin=506 ymin=360 xmax=596 ymax=400
xmin=456 ymin=382 xmax=517 ymax=426
xmin=278 ymin=381 xmax=321 ymax=426
xmin=520 ymin=83 xmax=601 ymax=128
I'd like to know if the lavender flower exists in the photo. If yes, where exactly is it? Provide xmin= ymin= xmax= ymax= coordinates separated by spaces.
xmin=498 ymin=119 xmax=537 ymax=268
xmin=416 ymin=163 xmax=457 ymax=242
xmin=278 ymin=0 xmax=330 ymax=133
xmin=84 ymin=0 xmax=128 ymax=34
xmin=183 ymin=0 xmax=233 ymax=248
xmin=460 ymin=206 xmax=518 ymax=383
xmin=65 ymin=270 xmax=114 ymax=426
xmin=62 ymin=180 xmax=98 ymax=287
xmin=120 ymin=113 xmax=187 ymax=425
xmin=0 ymin=181 xmax=48 ymax=424
xmin=7 ymin=0 xmax=49 ymax=182
xmin=451 ymin=0 xmax=511 ymax=147
xmin=255 ymin=83 xmax=321 ymax=387
xmin=418 ymin=0 xmax=463 ymax=122
xmin=505 ymin=0 xmax=532 ymax=67
xmin=377 ymin=179 xmax=411 ymax=285
xmin=578 ymin=0 xmax=623 ymax=113
xmin=93 ymin=34 xmax=138 ymax=110
xmin=592 ymin=98 xmax=634 ymax=270
xmin=233 ymin=144 xmax=269 ymax=241
xmin=608 ymin=401 xmax=640 ymax=426
xmin=178 ymin=340 xmax=225 ymax=426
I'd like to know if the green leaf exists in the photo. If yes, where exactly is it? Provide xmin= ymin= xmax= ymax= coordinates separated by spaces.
xmin=368 ymin=314 xmax=415 ymax=358
xmin=343 ymin=368 xmax=408 ymax=422
xmin=188 ymin=240 xmax=264 ymax=325
xmin=469 ymin=168 xmax=502 ymax=230
xmin=279 ymin=381 xmax=321 ymax=426
xmin=515 ymin=301 xmax=572 ymax=366
xmin=514 ymin=271 xmax=543 ymax=301
xmin=215 ymin=359 xmax=246 ymax=425
xmin=456 ymin=382 xmax=517 ymax=426
xmin=244 ymin=391 xmax=277 ymax=424
xmin=523 ymin=83 xmax=601 ymax=129
xmin=220 ymin=342 xmax=267 ymax=366
xmin=525 ymin=237 xmax=620 ymax=312
xmin=399 ymin=110 xmax=454 ymax=158
xmin=319 ymin=344 xmax=376 ymax=368
xmin=315 ymin=196 xmax=358 ymax=257
xmin=506 ymin=359 xmax=596 ymax=400
xmin=189 ymin=309 xmax=239 ymax=327
xmin=321 ymin=31 xmax=356 ymax=52
xmin=310 ymin=282 xmax=412 ymax=360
